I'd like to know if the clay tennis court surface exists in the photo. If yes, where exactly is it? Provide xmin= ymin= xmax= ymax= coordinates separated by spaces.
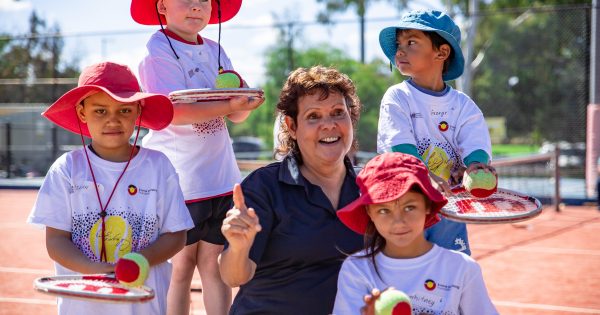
xmin=1 ymin=189 xmax=599 ymax=314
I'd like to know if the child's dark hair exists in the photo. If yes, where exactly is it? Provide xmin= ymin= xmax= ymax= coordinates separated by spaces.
xmin=360 ymin=185 xmax=432 ymax=281
xmin=397 ymin=29 xmax=454 ymax=75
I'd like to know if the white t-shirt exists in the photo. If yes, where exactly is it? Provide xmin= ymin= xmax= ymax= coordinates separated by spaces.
xmin=139 ymin=31 xmax=241 ymax=201
xmin=377 ymin=81 xmax=491 ymax=182
xmin=333 ymin=245 xmax=498 ymax=315
xmin=28 ymin=147 xmax=194 ymax=315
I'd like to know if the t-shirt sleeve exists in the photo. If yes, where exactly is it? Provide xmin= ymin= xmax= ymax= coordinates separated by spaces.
xmin=27 ymin=156 xmax=73 ymax=232
xmin=332 ymin=257 xmax=370 ymax=315
xmin=156 ymin=156 xmax=194 ymax=233
xmin=139 ymin=55 xmax=186 ymax=95
xmin=377 ymin=87 xmax=416 ymax=153
xmin=459 ymin=260 xmax=499 ymax=314
xmin=242 ymin=176 xmax=274 ymax=265
xmin=455 ymin=99 xmax=492 ymax=162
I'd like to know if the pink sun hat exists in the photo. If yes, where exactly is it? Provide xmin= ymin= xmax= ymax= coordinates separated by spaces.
xmin=337 ymin=152 xmax=447 ymax=235
xmin=42 ymin=61 xmax=173 ymax=138
xmin=130 ymin=0 xmax=243 ymax=26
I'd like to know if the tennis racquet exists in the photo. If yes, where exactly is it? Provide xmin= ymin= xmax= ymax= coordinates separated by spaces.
xmin=169 ymin=88 xmax=264 ymax=103
xmin=440 ymin=187 xmax=542 ymax=224
xmin=33 ymin=274 xmax=154 ymax=303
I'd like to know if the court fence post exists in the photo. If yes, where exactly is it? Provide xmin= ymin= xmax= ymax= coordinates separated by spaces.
xmin=5 ymin=122 xmax=11 ymax=179
xmin=553 ymin=146 xmax=561 ymax=212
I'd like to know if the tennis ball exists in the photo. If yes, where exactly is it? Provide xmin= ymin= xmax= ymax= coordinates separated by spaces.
xmin=215 ymin=69 xmax=243 ymax=88
xmin=375 ymin=289 xmax=412 ymax=315
xmin=115 ymin=252 xmax=149 ymax=287
xmin=463 ymin=170 xmax=498 ymax=198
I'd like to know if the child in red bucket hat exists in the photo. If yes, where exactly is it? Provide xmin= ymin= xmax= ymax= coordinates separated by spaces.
xmin=130 ymin=0 xmax=264 ymax=313
xmin=333 ymin=152 xmax=498 ymax=315
xmin=28 ymin=61 xmax=194 ymax=315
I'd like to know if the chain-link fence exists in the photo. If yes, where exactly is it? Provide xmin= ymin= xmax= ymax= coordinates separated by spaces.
xmin=0 ymin=4 xmax=593 ymax=200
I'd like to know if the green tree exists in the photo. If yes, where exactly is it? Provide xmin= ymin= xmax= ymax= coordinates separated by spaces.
xmin=316 ymin=0 xmax=408 ymax=63
xmin=228 ymin=40 xmax=402 ymax=152
xmin=0 ymin=11 xmax=79 ymax=104
xmin=465 ymin=1 xmax=589 ymax=144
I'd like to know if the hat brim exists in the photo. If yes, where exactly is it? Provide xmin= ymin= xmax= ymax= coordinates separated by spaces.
xmin=131 ymin=0 xmax=242 ymax=26
xmin=337 ymin=179 xmax=447 ymax=235
xmin=42 ymin=85 xmax=173 ymax=137
xmin=379 ymin=24 xmax=465 ymax=81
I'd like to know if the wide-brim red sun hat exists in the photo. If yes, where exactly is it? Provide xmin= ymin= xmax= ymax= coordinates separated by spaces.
xmin=131 ymin=0 xmax=242 ymax=25
xmin=337 ymin=152 xmax=448 ymax=235
xmin=42 ymin=62 xmax=173 ymax=138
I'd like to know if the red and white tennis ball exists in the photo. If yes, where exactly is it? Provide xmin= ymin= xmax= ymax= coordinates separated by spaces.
xmin=215 ymin=69 xmax=243 ymax=88
xmin=375 ymin=289 xmax=412 ymax=315
xmin=115 ymin=252 xmax=149 ymax=287
xmin=463 ymin=170 xmax=498 ymax=198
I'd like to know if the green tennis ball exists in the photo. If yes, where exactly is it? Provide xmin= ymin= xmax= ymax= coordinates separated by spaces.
xmin=463 ymin=170 xmax=498 ymax=198
xmin=115 ymin=252 xmax=149 ymax=287
xmin=375 ymin=289 xmax=412 ymax=315
xmin=215 ymin=70 xmax=243 ymax=88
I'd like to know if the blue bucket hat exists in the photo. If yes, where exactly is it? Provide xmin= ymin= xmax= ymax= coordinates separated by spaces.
xmin=379 ymin=10 xmax=465 ymax=81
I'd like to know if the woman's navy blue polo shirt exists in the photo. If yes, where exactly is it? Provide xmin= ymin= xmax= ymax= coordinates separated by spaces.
xmin=229 ymin=156 xmax=364 ymax=315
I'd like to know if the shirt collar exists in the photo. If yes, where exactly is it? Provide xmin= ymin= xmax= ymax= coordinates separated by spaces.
xmin=278 ymin=155 xmax=357 ymax=186
xmin=160 ymin=28 xmax=204 ymax=45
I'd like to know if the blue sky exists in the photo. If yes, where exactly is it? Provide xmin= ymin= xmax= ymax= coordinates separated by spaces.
xmin=0 ymin=0 xmax=443 ymax=85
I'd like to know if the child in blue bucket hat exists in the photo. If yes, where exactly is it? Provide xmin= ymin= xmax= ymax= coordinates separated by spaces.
xmin=376 ymin=10 xmax=496 ymax=255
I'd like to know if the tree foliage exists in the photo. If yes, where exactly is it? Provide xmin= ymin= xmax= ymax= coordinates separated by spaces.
xmin=0 ymin=11 xmax=79 ymax=103
xmin=228 ymin=39 xmax=403 ymax=152
xmin=316 ymin=0 xmax=408 ymax=63
xmin=464 ymin=1 xmax=590 ymax=143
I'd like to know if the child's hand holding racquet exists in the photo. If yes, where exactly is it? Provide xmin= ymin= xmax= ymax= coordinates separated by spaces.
xmin=463 ymin=163 xmax=497 ymax=198
xmin=428 ymin=171 xmax=452 ymax=196
xmin=221 ymin=184 xmax=262 ymax=251
xmin=228 ymin=93 xmax=265 ymax=112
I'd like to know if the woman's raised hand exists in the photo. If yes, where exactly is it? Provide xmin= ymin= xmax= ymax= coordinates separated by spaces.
xmin=221 ymin=184 xmax=262 ymax=250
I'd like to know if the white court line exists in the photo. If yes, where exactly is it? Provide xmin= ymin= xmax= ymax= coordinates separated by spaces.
xmin=0 ymin=297 xmax=55 ymax=305
xmin=494 ymin=300 xmax=600 ymax=313
xmin=0 ymin=266 xmax=52 ymax=274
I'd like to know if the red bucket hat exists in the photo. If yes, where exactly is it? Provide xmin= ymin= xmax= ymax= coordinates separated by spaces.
xmin=130 ymin=0 xmax=242 ymax=25
xmin=337 ymin=152 xmax=447 ymax=235
xmin=42 ymin=62 xmax=173 ymax=138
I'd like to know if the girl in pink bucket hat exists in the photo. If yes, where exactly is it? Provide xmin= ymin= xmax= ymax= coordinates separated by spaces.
xmin=28 ymin=61 xmax=194 ymax=315
xmin=332 ymin=152 xmax=498 ymax=315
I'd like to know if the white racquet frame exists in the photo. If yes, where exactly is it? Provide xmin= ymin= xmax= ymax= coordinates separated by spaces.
xmin=440 ymin=187 xmax=542 ymax=224
xmin=169 ymin=88 xmax=264 ymax=103
xmin=33 ymin=274 xmax=154 ymax=303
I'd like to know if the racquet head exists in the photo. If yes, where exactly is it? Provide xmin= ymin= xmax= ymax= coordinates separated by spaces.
xmin=440 ymin=187 xmax=542 ymax=224
xmin=33 ymin=274 xmax=154 ymax=303
xmin=169 ymin=88 xmax=264 ymax=103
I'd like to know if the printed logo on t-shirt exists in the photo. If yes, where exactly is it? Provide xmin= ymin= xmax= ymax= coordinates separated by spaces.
xmin=422 ymin=146 xmax=453 ymax=181
xmin=438 ymin=121 xmax=449 ymax=132
xmin=89 ymin=215 xmax=132 ymax=263
xmin=424 ymin=279 xmax=436 ymax=291
xmin=410 ymin=291 xmax=448 ymax=314
xmin=128 ymin=185 xmax=138 ymax=195
xmin=70 ymin=181 xmax=103 ymax=194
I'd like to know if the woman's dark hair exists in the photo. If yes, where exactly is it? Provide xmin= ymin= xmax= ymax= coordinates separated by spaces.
xmin=274 ymin=66 xmax=361 ymax=164
xmin=360 ymin=185 xmax=432 ymax=281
